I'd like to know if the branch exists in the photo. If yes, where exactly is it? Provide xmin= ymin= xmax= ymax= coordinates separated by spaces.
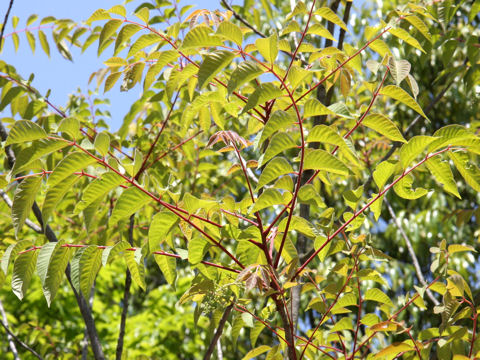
xmin=115 ymin=215 xmax=134 ymax=360
xmin=0 ymin=298 xmax=43 ymax=360
xmin=0 ymin=121 xmax=106 ymax=360
xmin=220 ymin=1 xmax=265 ymax=38
xmin=384 ymin=199 xmax=440 ymax=306
xmin=0 ymin=190 xmax=43 ymax=232
xmin=0 ymin=0 xmax=14 ymax=50
xmin=203 ymin=304 xmax=233 ymax=360
xmin=0 ymin=298 xmax=20 ymax=359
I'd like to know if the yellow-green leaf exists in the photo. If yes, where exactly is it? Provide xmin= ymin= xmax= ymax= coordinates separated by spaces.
xmin=381 ymin=85 xmax=427 ymax=118
xmin=362 ymin=113 xmax=406 ymax=143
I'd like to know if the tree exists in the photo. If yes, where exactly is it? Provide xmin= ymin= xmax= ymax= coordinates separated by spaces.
xmin=1 ymin=0 xmax=480 ymax=359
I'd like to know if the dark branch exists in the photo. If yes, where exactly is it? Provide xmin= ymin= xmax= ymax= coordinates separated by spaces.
xmin=0 ymin=299 xmax=43 ymax=360
xmin=0 ymin=121 xmax=105 ymax=360
xmin=0 ymin=0 xmax=14 ymax=50
xmin=115 ymin=215 xmax=134 ymax=360
xmin=203 ymin=304 xmax=233 ymax=360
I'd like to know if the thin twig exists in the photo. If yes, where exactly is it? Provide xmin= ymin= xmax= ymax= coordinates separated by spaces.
xmin=220 ymin=0 xmax=265 ymax=38
xmin=203 ymin=304 xmax=233 ymax=360
xmin=0 ymin=298 xmax=20 ymax=359
xmin=0 ymin=299 xmax=43 ymax=360
xmin=0 ymin=0 xmax=14 ymax=50
xmin=384 ymin=198 xmax=440 ymax=306
xmin=115 ymin=215 xmax=134 ymax=360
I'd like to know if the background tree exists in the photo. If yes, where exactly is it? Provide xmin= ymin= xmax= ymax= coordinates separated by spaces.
xmin=1 ymin=0 xmax=480 ymax=359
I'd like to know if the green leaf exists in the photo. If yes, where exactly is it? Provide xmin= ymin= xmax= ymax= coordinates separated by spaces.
xmin=259 ymin=110 xmax=295 ymax=146
xmin=362 ymin=113 xmax=406 ymax=143
xmin=12 ymin=33 xmax=19 ymax=52
xmin=242 ymin=345 xmax=271 ymax=360
xmin=425 ymin=156 xmax=460 ymax=198
xmin=94 ymin=132 xmax=110 ymax=156
xmin=1 ymin=240 xmax=33 ymax=275
xmin=12 ymin=250 xmax=38 ymax=300
xmin=380 ymin=85 xmax=427 ymax=118
xmin=428 ymin=125 xmax=477 ymax=153
xmin=369 ymin=193 xmax=384 ymax=221
xmin=256 ymin=157 xmax=293 ymax=189
xmin=38 ymin=30 xmax=50 ymax=56
xmin=298 ymin=184 xmax=326 ymax=207
xmin=5 ymin=120 xmax=47 ymax=145
xmin=26 ymin=14 xmax=38 ymax=26
xmin=135 ymin=7 xmax=150 ymax=24
xmin=260 ymin=132 xmax=297 ymax=165
xmin=181 ymin=25 xmax=222 ymax=49
xmin=149 ymin=212 xmax=178 ymax=251
xmin=154 ymin=254 xmax=176 ymax=285
xmin=250 ymin=321 xmax=265 ymax=347
xmin=364 ymin=288 xmax=393 ymax=306
xmin=303 ymin=98 xmax=335 ymax=117
xmin=109 ymin=187 xmax=152 ymax=224
xmin=104 ymin=56 xmax=128 ymax=67
xmin=86 ymin=9 xmax=111 ymax=24
xmin=389 ymin=26 xmax=425 ymax=53
xmin=255 ymin=33 xmax=278 ymax=63
xmin=393 ymin=174 xmax=428 ymax=200
xmin=102 ymin=241 xmax=130 ymax=266
xmin=143 ymin=50 xmax=178 ymax=91
xmin=306 ymin=24 xmax=335 ymax=41
xmin=387 ymin=57 xmax=411 ymax=86
xmin=332 ymin=317 xmax=354 ymax=332
xmin=108 ymin=5 xmax=126 ymax=17
xmin=303 ymin=149 xmax=349 ymax=175
xmin=47 ymin=152 xmax=97 ymax=188
xmin=448 ymin=244 xmax=476 ymax=254
xmin=114 ymin=24 xmax=142 ymax=56
xmin=78 ymin=246 xmax=102 ymax=296
xmin=26 ymin=31 xmax=36 ymax=53
xmin=57 ymin=117 xmax=80 ymax=139
xmin=216 ymin=21 xmax=243 ymax=46
xmin=197 ymin=50 xmax=235 ymax=89
xmin=12 ymin=176 xmax=42 ymax=237
xmin=127 ymin=34 xmax=162 ymax=58
xmin=405 ymin=15 xmax=431 ymax=42
xmin=400 ymin=135 xmax=436 ymax=168
xmin=449 ymin=152 xmax=480 ymax=192
xmin=188 ymin=237 xmax=208 ymax=264
xmin=250 ymin=189 xmax=284 ymax=213
xmin=36 ymin=242 xmax=58 ymax=285
xmin=279 ymin=215 xmax=316 ymax=238
xmin=104 ymin=72 xmax=122 ymax=92
xmin=75 ymin=172 xmax=124 ymax=213
xmin=227 ymin=61 xmax=264 ymax=95
xmin=98 ymin=19 xmax=122 ymax=55
xmin=242 ymin=83 xmax=284 ymax=114
xmin=42 ymin=175 xmax=79 ymax=224
xmin=124 ymin=248 xmax=146 ymax=290
xmin=315 ymin=7 xmax=348 ymax=31
xmin=306 ymin=124 xmax=347 ymax=147
xmin=42 ymin=242 xmax=74 ymax=306
xmin=374 ymin=343 xmax=414 ymax=359
xmin=373 ymin=160 xmax=397 ymax=189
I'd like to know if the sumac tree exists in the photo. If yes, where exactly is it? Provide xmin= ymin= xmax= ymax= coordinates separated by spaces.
xmin=1 ymin=0 xmax=480 ymax=359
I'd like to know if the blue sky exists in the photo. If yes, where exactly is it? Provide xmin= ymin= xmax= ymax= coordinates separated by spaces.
xmin=1 ymin=0 xmax=221 ymax=130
